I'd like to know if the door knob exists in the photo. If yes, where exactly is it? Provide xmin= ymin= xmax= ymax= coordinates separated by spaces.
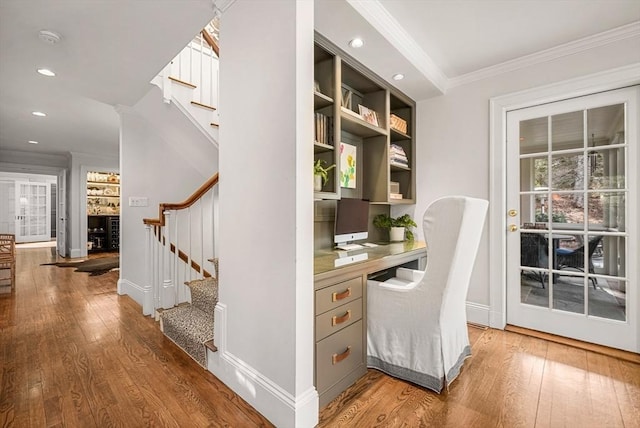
xmin=509 ymin=224 xmax=518 ymax=232
xmin=508 ymin=209 xmax=518 ymax=217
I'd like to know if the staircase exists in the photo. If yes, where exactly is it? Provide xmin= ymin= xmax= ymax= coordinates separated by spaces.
xmin=143 ymin=20 xmax=222 ymax=366
xmin=160 ymin=259 xmax=219 ymax=367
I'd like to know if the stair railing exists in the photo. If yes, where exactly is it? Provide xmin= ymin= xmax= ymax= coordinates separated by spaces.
xmin=143 ymin=173 xmax=219 ymax=313
xmin=159 ymin=19 xmax=220 ymax=111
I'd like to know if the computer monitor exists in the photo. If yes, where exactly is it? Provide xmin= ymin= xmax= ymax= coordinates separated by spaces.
xmin=334 ymin=198 xmax=369 ymax=245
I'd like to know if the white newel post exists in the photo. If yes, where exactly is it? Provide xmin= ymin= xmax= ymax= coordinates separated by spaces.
xmin=152 ymin=226 xmax=160 ymax=312
xmin=143 ymin=224 xmax=153 ymax=316
xmin=162 ymin=211 xmax=175 ymax=309
xmin=174 ymin=212 xmax=182 ymax=304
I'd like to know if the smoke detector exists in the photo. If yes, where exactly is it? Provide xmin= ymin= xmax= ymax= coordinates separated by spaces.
xmin=38 ymin=30 xmax=62 ymax=45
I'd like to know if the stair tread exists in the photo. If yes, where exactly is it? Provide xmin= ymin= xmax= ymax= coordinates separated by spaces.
xmin=168 ymin=76 xmax=196 ymax=89
xmin=204 ymin=340 xmax=218 ymax=353
xmin=191 ymin=100 xmax=217 ymax=111
xmin=161 ymin=305 xmax=213 ymax=367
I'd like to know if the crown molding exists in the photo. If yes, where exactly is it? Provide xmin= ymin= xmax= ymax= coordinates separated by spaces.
xmin=346 ymin=0 xmax=447 ymax=94
xmin=448 ymin=21 xmax=640 ymax=89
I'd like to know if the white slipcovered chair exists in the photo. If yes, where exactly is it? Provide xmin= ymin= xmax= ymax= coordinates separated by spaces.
xmin=367 ymin=196 xmax=488 ymax=393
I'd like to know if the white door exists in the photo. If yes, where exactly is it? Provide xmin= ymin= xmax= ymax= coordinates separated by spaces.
xmin=506 ymin=86 xmax=638 ymax=352
xmin=14 ymin=181 xmax=51 ymax=243
xmin=57 ymin=170 xmax=67 ymax=257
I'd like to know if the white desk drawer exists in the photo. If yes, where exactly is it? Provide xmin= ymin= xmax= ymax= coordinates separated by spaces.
xmin=315 ymin=299 xmax=362 ymax=341
xmin=315 ymin=320 xmax=363 ymax=394
xmin=315 ymin=276 xmax=362 ymax=315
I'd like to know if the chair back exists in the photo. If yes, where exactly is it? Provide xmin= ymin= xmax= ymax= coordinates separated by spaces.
xmin=521 ymin=233 xmax=548 ymax=268
xmin=419 ymin=196 xmax=488 ymax=313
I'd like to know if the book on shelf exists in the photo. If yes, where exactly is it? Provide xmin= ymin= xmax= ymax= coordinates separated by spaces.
xmin=390 ymin=193 xmax=403 ymax=200
xmin=314 ymin=112 xmax=333 ymax=146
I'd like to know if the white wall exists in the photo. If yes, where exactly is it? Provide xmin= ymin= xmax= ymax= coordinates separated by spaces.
xmin=408 ymin=35 xmax=640 ymax=320
xmin=212 ymin=1 xmax=317 ymax=427
xmin=117 ymin=88 xmax=218 ymax=311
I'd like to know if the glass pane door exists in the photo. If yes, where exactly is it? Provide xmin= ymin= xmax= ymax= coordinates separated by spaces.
xmin=506 ymin=87 xmax=638 ymax=352
xmin=14 ymin=181 xmax=50 ymax=243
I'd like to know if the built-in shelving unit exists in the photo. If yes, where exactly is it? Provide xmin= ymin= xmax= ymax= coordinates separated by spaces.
xmin=313 ymin=35 xmax=416 ymax=204
xmin=87 ymin=171 xmax=120 ymax=252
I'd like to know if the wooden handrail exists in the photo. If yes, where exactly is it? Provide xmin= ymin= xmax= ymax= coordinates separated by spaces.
xmin=201 ymin=30 xmax=219 ymax=57
xmin=143 ymin=173 xmax=219 ymax=226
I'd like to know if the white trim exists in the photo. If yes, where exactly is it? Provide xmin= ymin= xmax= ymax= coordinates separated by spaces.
xmin=346 ymin=0 xmax=447 ymax=94
xmin=450 ymin=21 xmax=640 ymax=89
xmin=209 ymin=303 xmax=319 ymax=427
xmin=212 ymin=0 xmax=235 ymax=14
xmin=489 ymin=63 xmax=640 ymax=330
xmin=118 ymin=278 xmax=153 ymax=316
xmin=466 ymin=302 xmax=490 ymax=327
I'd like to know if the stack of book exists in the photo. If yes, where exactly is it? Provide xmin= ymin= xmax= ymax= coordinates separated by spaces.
xmin=389 ymin=144 xmax=409 ymax=168
xmin=314 ymin=113 xmax=333 ymax=146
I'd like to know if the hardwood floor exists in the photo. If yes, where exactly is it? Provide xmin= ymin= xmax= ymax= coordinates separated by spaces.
xmin=1 ymin=247 xmax=639 ymax=427
xmin=320 ymin=325 xmax=640 ymax=428
xmin=0 ymin=248 xmax=272 ymax=427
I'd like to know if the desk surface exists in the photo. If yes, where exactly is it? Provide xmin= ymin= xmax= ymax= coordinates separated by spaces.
xmin=314 ymin=241 xmax=427 ymax=277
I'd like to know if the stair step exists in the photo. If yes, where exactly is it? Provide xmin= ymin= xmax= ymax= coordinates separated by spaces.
xmin=168 ymin=76 xmax=196 ymax=89
xmin=160 ymin=305 xmax=213 ymax=367
xmin=210 ymin=122 xmax=219 ymax=128
xmin=184 ymin=276 xmax=218 ymax=313
xmin=204 ymin=339 xmax=217 ymax=353
xmin=191 ymin=101 xmax=217 ymax=111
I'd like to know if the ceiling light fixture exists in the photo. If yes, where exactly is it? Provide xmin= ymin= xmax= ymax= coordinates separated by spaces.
xmin=32 ymin=111 xmax=47 ymax=117
xmin=392 ymin=73 xmax=405 ymax=81
xmin=348 ymin=38 xmax=364 ymax=48
xmin=28 ymin=140 xmax=39 ymax=144
xmin=38 ymin=30 xmax=62 ymax=45
xmin=37 ymin=68 xmax=56 ymax=77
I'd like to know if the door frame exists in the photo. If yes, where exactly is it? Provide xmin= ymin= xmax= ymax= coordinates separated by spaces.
xmin=488 ymin=63 xmax=640 ymax=332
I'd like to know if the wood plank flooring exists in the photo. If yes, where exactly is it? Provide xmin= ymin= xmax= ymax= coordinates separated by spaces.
xmin=319 ymin=325 xmax=640 ymax=428
xmin=0 ymin=248 xmax=272 ymax=427
xmin=1 ymin=247 xmax=639 ymax=427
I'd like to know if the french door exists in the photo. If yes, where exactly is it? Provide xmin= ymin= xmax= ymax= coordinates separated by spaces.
xmin=506 ymin=87 xmax=638 ymax=352
xmin=14 ymin=181 xmax=51 ymax=243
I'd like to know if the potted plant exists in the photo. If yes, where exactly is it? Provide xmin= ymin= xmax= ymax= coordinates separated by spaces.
xmin=314 ymin=159 xmax=335 ymax=192
xmin=373 ymin=213 xmax=417 ymax=242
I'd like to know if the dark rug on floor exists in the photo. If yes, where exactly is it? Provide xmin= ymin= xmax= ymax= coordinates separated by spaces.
xmin=42 ymin=257 xmax=119 ymax=276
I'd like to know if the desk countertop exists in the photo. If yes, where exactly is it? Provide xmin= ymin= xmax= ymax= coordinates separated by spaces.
xmin=314 ymin=241 xmax=427 ymax=276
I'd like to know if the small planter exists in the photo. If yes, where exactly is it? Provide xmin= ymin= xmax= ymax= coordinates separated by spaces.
xmin=314 ymin=175 xmax=323 ymax=192
xmin=390 ymin=226 xmax=405 ymax=242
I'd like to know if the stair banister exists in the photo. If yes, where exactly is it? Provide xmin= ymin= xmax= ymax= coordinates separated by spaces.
xmin=143 ymin=173 xmax=219 ymax=314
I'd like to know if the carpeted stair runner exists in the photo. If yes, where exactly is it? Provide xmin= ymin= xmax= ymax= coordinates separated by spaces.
xmin=160 ymin=259 xmax=219 ymax=367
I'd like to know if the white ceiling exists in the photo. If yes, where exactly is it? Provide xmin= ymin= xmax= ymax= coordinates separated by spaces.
xmin=1 ymin=0 xmax=639 ymax=161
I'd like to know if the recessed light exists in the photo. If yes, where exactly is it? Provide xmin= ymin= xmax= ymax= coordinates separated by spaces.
xmin=38 ymin=30 xmax=62 ymax=45
xmin=37 ymin=68 xmax=56 ymax=77
xmin=392 ymin=73 xmax=405 ymax=81
xmin=28 ymin=140 xmax=39 ymax=144
xmin=349 ymin=38 xmax=364 ymax=48
xmin=32 ymin=111 xmax=47 ymax=117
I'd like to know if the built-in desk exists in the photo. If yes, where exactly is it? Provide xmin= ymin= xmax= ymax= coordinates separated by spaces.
xmin=313 ymin=241 xmax=427 ymax=407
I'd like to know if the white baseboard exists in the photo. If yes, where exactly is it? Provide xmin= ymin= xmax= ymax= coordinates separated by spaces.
xmin=69 ymin=248 xmax=83 ymax=259
xmin=466 ymin=301 xmax=491 ymax=327
xmin=208 ymin=303 xmax=319 ymax=428
xmin=118 ymin=278 xmax=153 ymax=316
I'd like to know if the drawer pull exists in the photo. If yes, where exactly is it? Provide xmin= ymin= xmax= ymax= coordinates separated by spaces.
xmin=331 ymin=310 xmax=352 ymax=326
xmin=332 ymin=346 xmax=351 ymax=365
xmin=332 ymin=287 xmax=352 ymax=302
